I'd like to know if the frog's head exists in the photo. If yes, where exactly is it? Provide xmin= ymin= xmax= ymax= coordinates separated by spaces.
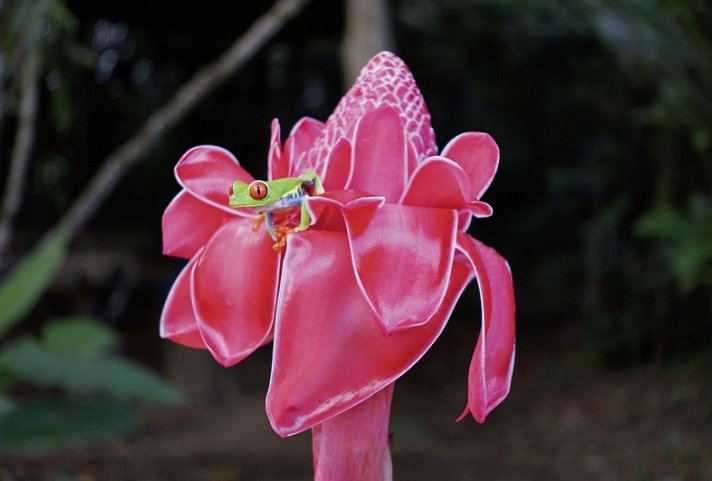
xmin=229 ymin=180 xmax=274 ymax=207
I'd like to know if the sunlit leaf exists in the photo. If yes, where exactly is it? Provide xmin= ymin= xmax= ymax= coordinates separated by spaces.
xmin=41 ymin=316 xmax=119 ymax=359
xmin=635 ymin=193 xmax=712 ymax=293
xmin=0 ymin=394 xmax=12 ymax=416
xmin=0 ymin=234 xmax=68 ymax=338
xmin=635 ymin=206 xmax=688 ymax=242
xmin=0 ymin=338 xmax=181 ymax=404
xmin=0 ymin=396 xmax=138 ymax=454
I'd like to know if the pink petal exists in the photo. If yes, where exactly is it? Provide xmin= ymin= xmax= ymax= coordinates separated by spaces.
xmin=306 ymin=191 xmax=384 ymax=232
xmin=406 ymin=137 xmax=419 ymax=177
xmin=401 ymin=156 xmax=473 ymax=210
xmin=322 ymin=137 xmax=352 ymax=191
xmin=191 ymin=218 xmax=280 ymax=367
xmin=455 ymin=234 xmax=516 ymax=423
xmin=343 ymin=202 xmax=457 ymax=333
xmin=160 ymin=253 xmax=205 ymax=349
xmin=305 ymin=52 xmax=437 ymax=168
xmin=175 ymin=145 xmax=254 ymax=214
xmin=400 ymin=157 xmax=493 ymax=227
xmin=268 ymin=118 xmax=288 ymax=180
xmin=470 ymin=200 xmax=494 ymax=218
xmin=266 ymin=230 xmax=473 ymax=436
xmin=349 ymin=106 xmax=408 ymax=202
xmin=162 ymin=190 xmax=229 ymax=259
xmin=441 ymin=132 xmax=499 ymax=199
xmin=312 ymin=384 xmax=394 ymax=481
xmin=284 ymin=116 xmax=326 ymax=176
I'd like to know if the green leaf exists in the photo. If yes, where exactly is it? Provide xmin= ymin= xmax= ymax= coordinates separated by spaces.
xmin=0 ymin=363 xmax=15 ymax=392
xmin=0 ymin=338 xmax=181 ymax=405
xmin=0 ymin=394 xmax=12 ymax=416
xmin=634 ymin=206 xmax=688 ymax=239
xmin=0 ymin=396 xmax=139 ymax=454
xmin=0 ymin=234 xmax=68 ymax=338
xmin=635 ymin=194 xmax=712 ymax=293
xmin=41 ymin=317 xmax=119 ymax=359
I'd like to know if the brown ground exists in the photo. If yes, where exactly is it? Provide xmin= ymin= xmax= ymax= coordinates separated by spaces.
xmin=2 ymin=346 xmax=711 ymax=481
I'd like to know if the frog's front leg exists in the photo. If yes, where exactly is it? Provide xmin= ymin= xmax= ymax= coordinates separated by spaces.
xmin=269 ymin=200 xmax=313 ymax=251
xmin=292 ymin=198 xmax=313 ymax=234
xmin=264 ymin=212 xmax=278 ymax=241
xmin=252 ymin=213 xmax=278 ymax=241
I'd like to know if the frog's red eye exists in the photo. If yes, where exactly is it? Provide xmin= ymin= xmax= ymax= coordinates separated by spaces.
xmin=249 ymin=181 xmax=269 ymax=200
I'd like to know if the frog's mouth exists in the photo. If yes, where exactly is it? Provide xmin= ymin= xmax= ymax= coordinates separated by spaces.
xmin=251 ymin=195 xmax=304 ymax=214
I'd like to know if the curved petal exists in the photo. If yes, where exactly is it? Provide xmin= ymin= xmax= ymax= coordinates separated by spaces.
xmin=266 ymin=230 xmax=473 ymax=436
xmin=343 ymin=202 xmax=457 ymax=333
xmin=191 ymin=218 xmax=280 ymax=367
xmin=400 ymin=156 xmax=493 ymax=228
xmin=322 ymin=137 xmax=352 ymax=191
xmin=441 ymin=132 xmax=499 ymax=199
xmin=306 ymin=191 xmax=384 ymax=232
xmin=470 ymin=200 xmax=493 ymax=218
xmin=400 ymin=156 xmax=472 ymax=210
xmin=162 ymin=190 xmax=229 ymax=259
xmin=348 ymin=106 xmax=408 ymax=202
xmin=406 ymin=137 xmax=419 ymax=178
xmin=268 ymin=118 xmax=288 ymax=181
xmin=284 ymin=116 xmax=326 ymax=176
xmin=455 ymin=234 xmax=516 ymax=423
xmin=312 ymin=384 xmax=394 ymax=481
xmin=159 ymin=254 xmax=205 ymax=349
xmin=175 ymin=145 xmax=254 ymax=215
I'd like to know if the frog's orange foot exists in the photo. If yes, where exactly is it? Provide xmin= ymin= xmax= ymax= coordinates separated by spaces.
xmin=271 ymin=220 xmax=297 ymax=250
xmin=272 ymin=237 xmax=288 ymax=251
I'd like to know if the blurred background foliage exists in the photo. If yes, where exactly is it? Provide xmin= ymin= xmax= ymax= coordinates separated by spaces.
xmin=396 ymin=0 xmax=712 ymax=364
xmin=0 ymin=0 xmax=710 ymax=461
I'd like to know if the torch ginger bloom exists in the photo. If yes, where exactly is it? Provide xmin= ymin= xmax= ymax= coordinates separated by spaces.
xmin=161 ymin=51 xmax=515 ymax=481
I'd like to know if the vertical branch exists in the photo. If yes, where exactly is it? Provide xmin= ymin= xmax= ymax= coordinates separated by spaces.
xmin=52 ymin=0 xmax=312 ymax=242
xmin=0 ymin=55 xmax=7 ymax=151
xmin=0 ymin=50 xmax=39 ymax=263
xmin=342 ymin=0 xmax=393 ymax=86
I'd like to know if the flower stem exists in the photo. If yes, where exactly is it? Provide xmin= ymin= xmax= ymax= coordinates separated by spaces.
xmin=311 ymin=384 xmax=394 ymax=481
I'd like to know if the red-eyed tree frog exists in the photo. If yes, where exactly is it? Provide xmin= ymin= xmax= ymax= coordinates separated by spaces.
xmin=228 ymin=172 xmax=324 ymax=249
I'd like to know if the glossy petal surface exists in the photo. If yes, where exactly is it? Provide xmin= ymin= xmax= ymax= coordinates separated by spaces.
xmin=343 ymin=202 xmax=457 ymax=333
xmin=268 ymin=118 xmax=288 ymax=180
xmin=322 ymin=137 xmax=352 ymax=191
xmin=400 ymin=157 xmax=494 ymax=225
xmin=285 ymin=117 xmax=326 ymax=175
xmin=266 ymin=230 xmax=473 ymax=436
xmin=441 ymin=132 xmax=499 ymax=199
xmin=159 ymin=254 xmax=205 ymax=349
xmin=162 ymin=190 xmax=229 ymax=259
xmin=192 ymin=219 xmax=280 ymax=367
xmin=348 ymin=106 xmax=408 ymax=202
xmin=456 ymin=234 xmax=516 ymax=423
xmin=401 ymin=157 xmax=472 ymax=210
xmin=175 ymin=145 xmax=254 ymax=214
xmin=312 ymin=384 xmax=394 ymax=481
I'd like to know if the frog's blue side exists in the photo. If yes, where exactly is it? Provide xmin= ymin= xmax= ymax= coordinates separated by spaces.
xmin=257 ymin=185 xmax=308 ymax=240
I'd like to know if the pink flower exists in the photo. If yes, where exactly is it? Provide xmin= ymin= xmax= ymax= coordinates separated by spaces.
xmin=161 ymin=52 xmax=515 ymax=481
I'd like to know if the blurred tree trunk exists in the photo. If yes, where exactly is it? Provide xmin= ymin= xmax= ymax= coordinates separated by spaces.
xmin=0 ymin=50 xmax=38 ymax=266
xmin=342 ymin=0 xmax=393 ymax=87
